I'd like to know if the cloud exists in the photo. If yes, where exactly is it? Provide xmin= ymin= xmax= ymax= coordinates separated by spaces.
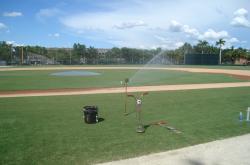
xmin=61 ymin=12 xmax=147 ymax=31
xmin=168 ymin=19 xmax=239 ymax=49
xmin=150 ymin=42 xmax=184 ymax=49
xmin=224 ymin=37 xmax=248 ymax=48
xmin=169 ymin=20 xmax=199 ymax=38
xmin=154 ymin=35 xmax=171 ymax=43
xmin=221 ymin=37 xmax=241 ymax=48
xmin=6 ymin=41 xmax=24 ymax=46
xmin=48 ymin=33 xmax=60 ymax=37
xmin=169 ymin=20 xmax=183 ymax=32
xmin=228 ymin=37 xmax=239 ymax=43
xmin=175 ymin=42 xmax=184 ymax=48
xmin=54 ymin=33 xmax=60 ymax=37
xmin=231 ymin=17 xmax=250 ymax=28
xmin=234 ymin=8 xmax=248 ymax=17
xmin=6 ymin=41 xmax=16 ymax=45
xmin=231 ymin=8 xmax=250 ymax=28
xmin=36 ymin=8 xmax=61 ymax=21
xmin=0 ymin=22 xmax=7 ymax=30
xmin=153 ymin=35 xmax=184 ymax=49
xmin=182 ymin=25 xmax=200 ymax=37
xmin=60 ymin=1 xmax=249 ymax=48
xmin=3 ymin=12 xmax=22 ymax=17
xmin=201 ymin=29 xmax=229 ymax=40
xmin=169 ymin=20 xmax=229 ymax=40
xmin=114 ymin=20 xmax=147 ymax=29
xmin=61 ymin=13 xmax=108 ymax=30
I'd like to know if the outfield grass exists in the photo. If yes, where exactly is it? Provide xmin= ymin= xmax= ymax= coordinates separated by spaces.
xmin=7 ymin=64 xmax=250 ymax=70
xmin=0 ymin=69 xmax=247 ymax=91
xmin=1 ymin=87 xmax=250 ymax=165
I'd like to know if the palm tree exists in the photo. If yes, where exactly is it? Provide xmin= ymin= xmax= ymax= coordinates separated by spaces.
xmin=216 ymin=38 xmax=226 ymax=64
xmin=197 ymin=40 xmax=209 ymax=54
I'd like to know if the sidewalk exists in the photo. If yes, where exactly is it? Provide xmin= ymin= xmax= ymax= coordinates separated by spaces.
xmin=97 ymin=134 xmax=250 ymax=165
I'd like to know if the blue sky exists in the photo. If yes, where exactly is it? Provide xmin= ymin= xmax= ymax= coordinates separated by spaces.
xmin=0 ymin=0 xmax=250 ymax=49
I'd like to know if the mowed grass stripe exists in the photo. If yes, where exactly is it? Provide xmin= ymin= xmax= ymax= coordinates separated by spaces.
xmin=1 ymin=87 xmax=250 ymax=164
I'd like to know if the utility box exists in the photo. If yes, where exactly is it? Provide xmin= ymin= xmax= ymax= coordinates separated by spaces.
xmin=83 ymin=106 xmax=98 ymax=124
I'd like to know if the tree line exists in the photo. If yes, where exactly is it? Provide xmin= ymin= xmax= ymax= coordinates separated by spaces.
xmin=0 ymin=40 xmax=249 ymax=65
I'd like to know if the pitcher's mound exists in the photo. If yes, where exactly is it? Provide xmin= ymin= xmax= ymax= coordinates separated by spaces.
xmin=50 ymin=70 xmax=101 ymax=76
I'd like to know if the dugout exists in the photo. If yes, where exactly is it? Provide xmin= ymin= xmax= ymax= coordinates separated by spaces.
xmin=184 ymin=54 xmax=219 ymax=65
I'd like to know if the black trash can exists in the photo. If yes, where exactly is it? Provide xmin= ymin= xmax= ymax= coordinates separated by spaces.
xmin=83 ymin=106 xmax=98 ymax=124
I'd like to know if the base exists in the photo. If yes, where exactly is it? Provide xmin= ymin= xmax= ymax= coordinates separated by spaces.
xmin=136 ymin=124 xmax=145 ymax=133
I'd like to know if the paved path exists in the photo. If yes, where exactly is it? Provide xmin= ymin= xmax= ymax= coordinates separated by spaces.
xmin=97 ymin=133 xmax=250 ymax=165
xmin=1 ymin=82 xmax=250 ymax=98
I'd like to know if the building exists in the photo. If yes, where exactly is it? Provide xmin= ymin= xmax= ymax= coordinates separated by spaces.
xmin=234 ymin=58 xmax=248 ymax=65
xmin=26 ymin=52 xmax=53 ymax=65
xmin=97 ymin=48 xmax=109 ymax=56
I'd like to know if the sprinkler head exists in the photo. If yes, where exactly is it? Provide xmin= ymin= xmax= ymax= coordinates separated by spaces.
xmin=136 ymin=124 xmax=145 ymax=133
xmin=136 ymin=99 xmax=142 ymax=105
xmin=125 ymin=78 xmax=129 ymax=83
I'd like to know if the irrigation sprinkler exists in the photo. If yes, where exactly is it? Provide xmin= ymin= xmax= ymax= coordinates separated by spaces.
xmin=127 ymin=92 xmax=148 ymax=133
xmin=123 ymin=78 xmax=129 ymax=115
xmin=247 ymin=107 xmax=250 ymax=122
xmin=239 ymin=112 xmax=243 ymax=121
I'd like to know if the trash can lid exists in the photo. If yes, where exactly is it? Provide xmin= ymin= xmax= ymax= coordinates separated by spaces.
xmin=84 ymin=106 xmax=98 ymax=109
xmin=83 ymin=106 xmax=98 ymax=113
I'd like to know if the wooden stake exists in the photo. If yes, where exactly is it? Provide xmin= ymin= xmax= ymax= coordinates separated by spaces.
xmin=124 ymin=82 xmax=128 ymax=115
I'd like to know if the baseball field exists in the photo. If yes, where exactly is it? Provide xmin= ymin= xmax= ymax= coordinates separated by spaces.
xmin=1 ymin=65 xmax=250 ymax=165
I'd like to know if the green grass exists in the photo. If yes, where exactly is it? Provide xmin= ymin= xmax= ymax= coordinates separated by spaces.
xmin=7 ymin=64 xmax=250 ymax=70
xmin=1 ymin=87 xmax=250 ymax=164
xmin=0 ymin=69 xmax=247 ymax=91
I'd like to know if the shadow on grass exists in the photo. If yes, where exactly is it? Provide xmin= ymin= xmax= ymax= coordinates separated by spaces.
xmin=124 ymin=111 xmax=136 ymax=116
xmin=98 ymin=117 xmax=105 ymax=123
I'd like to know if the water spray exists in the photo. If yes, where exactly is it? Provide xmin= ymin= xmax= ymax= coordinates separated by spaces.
xmin=129 ymin=50 xmax=166 ymax=83
xmin=127 ymin=92 xmax=148 ymax=133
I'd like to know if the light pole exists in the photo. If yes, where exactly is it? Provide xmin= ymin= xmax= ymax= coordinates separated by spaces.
xmin=20 ymin=46 xmax=24 ymax=65
xmin=69 ymin=47 xmax=72 ymax=65
xmin=219 ymin=46 xmax=222 ymax=65
xmin=55 ymin=49 xmax=57 ymax=64
xmin=10 ymin=44 xmax=12 ymax=65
